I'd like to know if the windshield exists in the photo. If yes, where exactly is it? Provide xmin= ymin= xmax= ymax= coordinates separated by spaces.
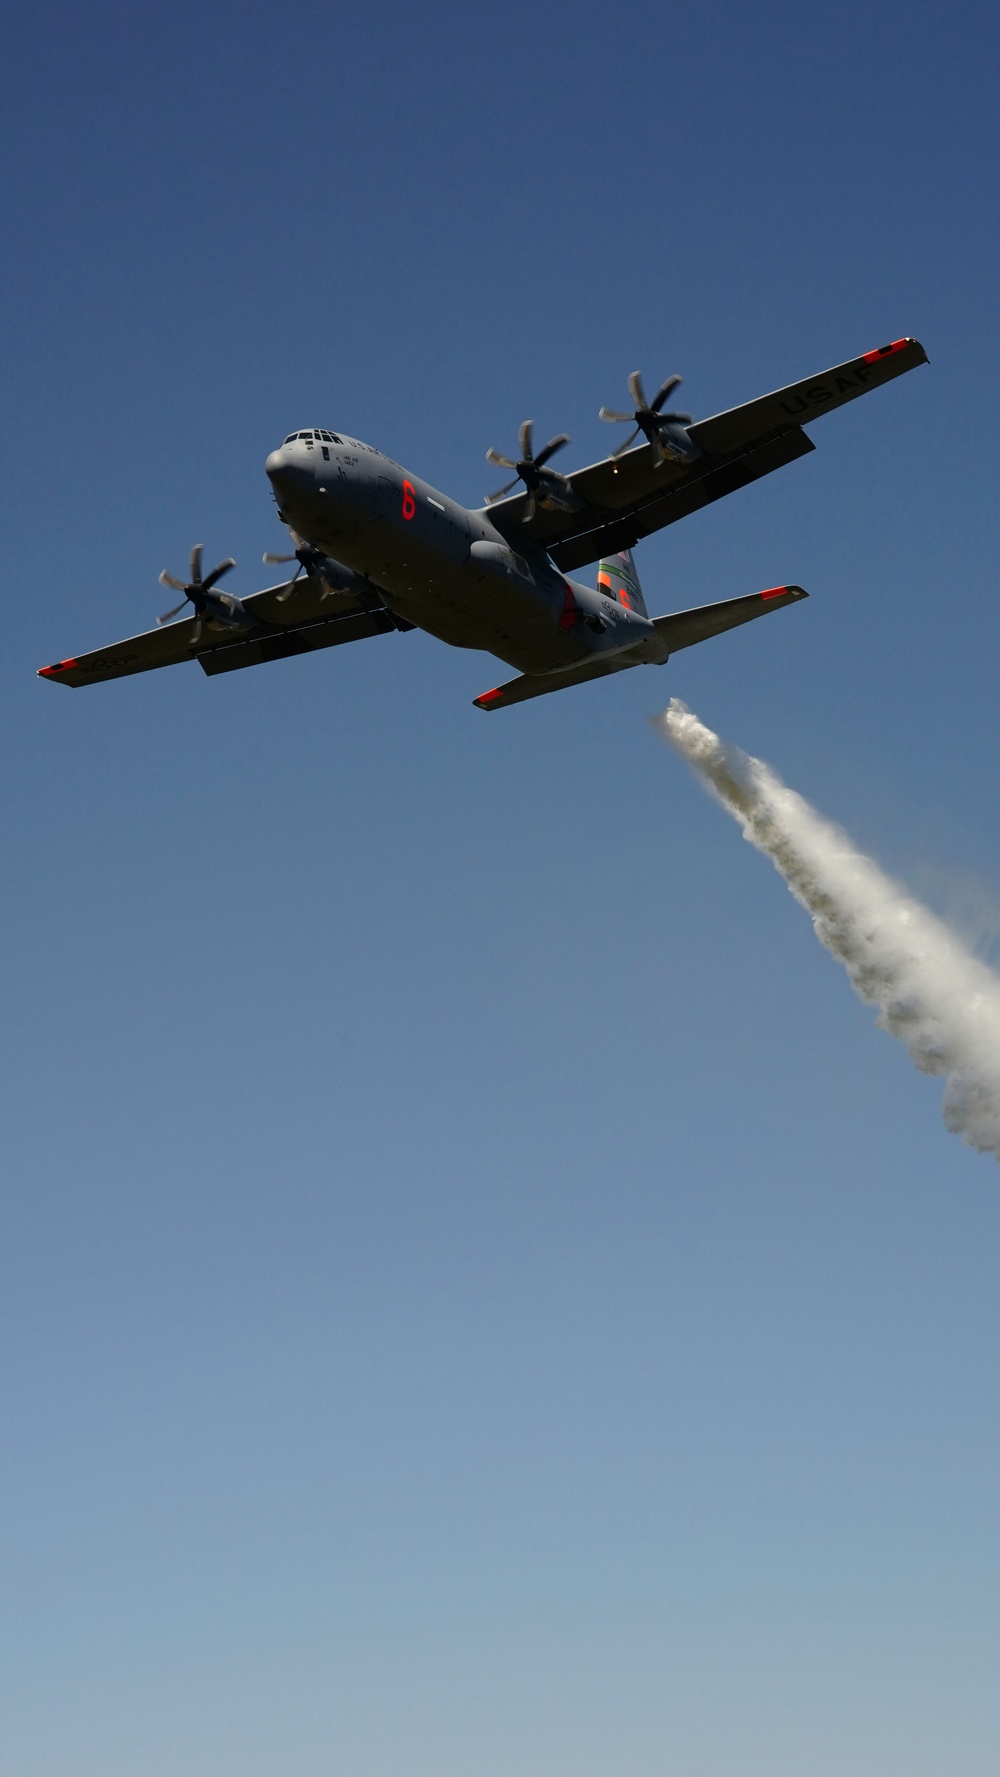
xmin=283 ymin=430 xmax=340 ymax=445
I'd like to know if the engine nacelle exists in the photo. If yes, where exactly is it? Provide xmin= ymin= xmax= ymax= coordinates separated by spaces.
xmin=654 ymin=419 xmax=701 ymax=465
xmin=313 ymin=554 xmax=367 ymax=596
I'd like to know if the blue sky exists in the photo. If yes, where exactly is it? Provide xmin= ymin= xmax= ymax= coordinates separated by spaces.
xmin=3 ymin=3 xmax=1000 ymax=1773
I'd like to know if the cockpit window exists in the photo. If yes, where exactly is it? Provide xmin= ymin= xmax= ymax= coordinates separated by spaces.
xmin=282 ymin=429 xmax=341 ymax=445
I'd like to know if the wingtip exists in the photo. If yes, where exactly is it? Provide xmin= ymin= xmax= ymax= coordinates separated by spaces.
xmin=38 ymin=657 xmax=78 ymax=682
xmin=760 ymin=584 xmax=808 ymax=601
xmin=474 ymin=686 xmax=504 ymax=710
xmin=862 ymin=336 xmax=928 ymax=366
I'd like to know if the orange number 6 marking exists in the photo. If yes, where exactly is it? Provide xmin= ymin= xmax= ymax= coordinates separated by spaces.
xmin=402 ymin=480 xmax=416 ymax=521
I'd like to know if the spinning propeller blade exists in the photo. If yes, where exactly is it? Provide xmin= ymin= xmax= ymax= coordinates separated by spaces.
xmin=533 ymin=432 xmax=570 ymax=468
xmin=155 ymin=546 xmax=236 ymax=631
xmin=484 ymin=423 xmax=573 ymax=518
xmin=265 ymin=528 xmax=337 ymax=602
xmin=650 ymin=373 xmax=684 ymax=412
xmin=599 ymin=371 xmax=699 ymax=463
xmin=158 ymin=597 xmax=190 ymax=623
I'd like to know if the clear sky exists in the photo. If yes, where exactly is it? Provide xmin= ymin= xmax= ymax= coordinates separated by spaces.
xmin=3 ymin=4 xmax=999 ymax=1774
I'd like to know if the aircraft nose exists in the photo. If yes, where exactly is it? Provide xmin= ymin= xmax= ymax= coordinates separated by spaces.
xmin=265 ymin=445 xmax=314 ymax=502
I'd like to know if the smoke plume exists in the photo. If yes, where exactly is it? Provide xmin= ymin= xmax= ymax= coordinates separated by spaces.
xmin=656 ymin=699 xmax=1000 ymax=1159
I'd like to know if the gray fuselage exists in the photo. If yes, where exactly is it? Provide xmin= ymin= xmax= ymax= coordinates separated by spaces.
xmin=265 ymin=431 xmax=655 ymax=676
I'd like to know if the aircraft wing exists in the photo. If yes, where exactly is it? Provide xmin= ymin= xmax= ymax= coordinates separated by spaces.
xmin=484 ymin=337 xmax=928 ymax=571
xmin=38 ymin=576 xmax=409 ymax=688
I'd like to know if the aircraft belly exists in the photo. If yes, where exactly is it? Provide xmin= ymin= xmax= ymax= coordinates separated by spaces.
xmin=335 ymin=525 xmax=579 ymax=672
xmin=283 ymin=499 xmax=588 ymax=673
xmin=399 ymin=580 xmax=576 ymax=670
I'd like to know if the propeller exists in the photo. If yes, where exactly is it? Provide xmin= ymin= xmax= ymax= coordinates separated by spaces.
xmin=599 ymin=372 xmax=700 ymax=464
xmin=157 ymin=544 xmax=239 ymax=648
xmin=263 ymin=530 xmax=338 ymax=602
xmin=485 ymin=420 xmax=580 ymax=522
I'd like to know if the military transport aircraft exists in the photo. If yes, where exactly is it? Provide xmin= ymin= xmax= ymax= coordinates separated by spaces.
xmin=39 ymin=337 xmax=927 ymax=711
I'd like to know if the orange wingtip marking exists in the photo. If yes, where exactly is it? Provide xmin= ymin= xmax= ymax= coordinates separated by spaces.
xmin=475 ymin=687 xmax=503 ymax=706
xmin=760 ymin=586 xmax=790 ymax=600
xmin=862 ymin=338 xmax=910 ymax=363
xmin=38 ymin=658 xmax=78 ymax=678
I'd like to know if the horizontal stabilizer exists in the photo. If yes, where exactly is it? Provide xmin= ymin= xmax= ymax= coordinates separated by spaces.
xmin=474 ymin=654 xmax=636 ymax=711
xmin=650 ymin=583 xmax=807 ymax=654
xmin=474 ymin=584 xmax=807 ymax=711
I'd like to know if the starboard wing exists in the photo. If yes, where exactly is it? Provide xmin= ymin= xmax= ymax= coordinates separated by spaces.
xmin=484 ymin=338 xmax=927 ymax=570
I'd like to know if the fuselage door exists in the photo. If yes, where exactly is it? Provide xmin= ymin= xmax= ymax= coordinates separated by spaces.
xmin=371 ymin=475 xmax=395 ymax=519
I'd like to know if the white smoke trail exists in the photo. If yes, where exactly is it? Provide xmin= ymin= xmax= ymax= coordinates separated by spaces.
xmin=655 ymin=699 xmax=1000 ymax=1159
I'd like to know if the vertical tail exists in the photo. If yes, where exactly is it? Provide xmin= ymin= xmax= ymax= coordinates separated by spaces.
xmin=596 ymin=546 xmax=647 ymax=617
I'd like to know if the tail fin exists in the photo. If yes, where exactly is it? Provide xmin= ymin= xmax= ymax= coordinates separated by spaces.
xmin=596 ymin=547 xmax=647 ymax=617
